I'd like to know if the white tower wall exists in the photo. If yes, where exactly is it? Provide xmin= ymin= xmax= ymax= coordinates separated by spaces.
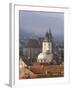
xmin=42 ymin=41 xmax=52 ymax=53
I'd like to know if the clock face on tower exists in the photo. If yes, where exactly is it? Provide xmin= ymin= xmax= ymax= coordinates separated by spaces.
xmin=42 ymin=41 xmax=52 ymax=53
xmin=42 ymin=42 xmax=48 ymax=53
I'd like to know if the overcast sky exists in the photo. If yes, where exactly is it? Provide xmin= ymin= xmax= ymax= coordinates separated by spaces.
xmin=19 ymin=10 xmax=64 ymax=38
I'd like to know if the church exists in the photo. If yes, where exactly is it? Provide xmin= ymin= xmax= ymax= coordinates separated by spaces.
xmin=37 ymin=29 xmax=53 ymax=64
xmin=19 ymin=28 xmax=54 ymax=64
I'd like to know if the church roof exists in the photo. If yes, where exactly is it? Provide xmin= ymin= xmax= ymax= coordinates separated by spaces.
xmin=37 ymin=52 xmax=53 ymax=63
xmin=37 ymin=53 xmax=48 ymax=60
xmin=43 ymin=37 xmax=49 ymax=42
xmin=43 ymin=29 xmax=53 ymax=42
xmin=24 ymin=39 xmax=41 ymax=48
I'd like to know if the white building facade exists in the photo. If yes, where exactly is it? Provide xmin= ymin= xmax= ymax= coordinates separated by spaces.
xmin=37 ymin=30 xmax=53 ymax=64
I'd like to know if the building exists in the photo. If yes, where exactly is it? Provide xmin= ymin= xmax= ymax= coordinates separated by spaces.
xmin=19 ymin=42 xmax=24 ymax=56
xmin=37 ymin=29 xmax=53 ymax=64
xmin=37 ymin=53 xmax=53 ymax=64
xmin=19 ymin=28 xmax=60 ymax=64
xmin=42 ymin=36 xmax=52 ymax=54
xmin=23 ymin=39 xmax=41 ymax=62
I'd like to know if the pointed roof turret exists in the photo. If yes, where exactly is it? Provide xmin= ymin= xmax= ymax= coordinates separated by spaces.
xmin=49 ymin=28 xmax=51 ymax=34
xmin=44 ymin=28 xmax=53 ymax=42
xmin=48 ymin=28 xmax=53 ymax=41
xmin=45 ymin=32 xmax=49 ymax=38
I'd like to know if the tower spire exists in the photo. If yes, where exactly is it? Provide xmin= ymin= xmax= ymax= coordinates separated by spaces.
xmin=48 ymin=28 xmax=53 ymax=42
xmin=45 ymin=32 xmax=49 ymax=38
xmin=49 ymin=27 xmax=51 ymax=34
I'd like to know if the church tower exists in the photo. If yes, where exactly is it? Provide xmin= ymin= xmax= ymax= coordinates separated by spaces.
xmin=42 ymin=29 xmax=52 ymax=54
xmin=37 ymin=28 xmax=53 ymax=64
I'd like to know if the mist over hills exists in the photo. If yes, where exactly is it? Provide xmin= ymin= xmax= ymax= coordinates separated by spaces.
xmin=19 ymin=29 xmax=64 ymax=45
xmin=19 ymin=11 xmax=64 ymax=46
xmin=19 ymin=29 xmax=38 ymax=40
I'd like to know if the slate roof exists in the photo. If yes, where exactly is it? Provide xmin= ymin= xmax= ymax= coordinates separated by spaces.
xmin=23 ymin=39 xmax=41 ymax=48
